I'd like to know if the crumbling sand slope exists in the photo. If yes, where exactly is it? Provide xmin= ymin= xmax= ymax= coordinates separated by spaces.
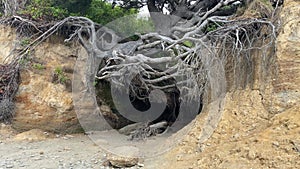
xmin=155 ymin=90 xmax=300 ymax=169
xmin=153 ymin=0 xmax=300 ymax=168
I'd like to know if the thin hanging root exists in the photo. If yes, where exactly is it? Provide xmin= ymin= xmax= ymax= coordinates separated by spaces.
xmin=0 ymin=62 xmax=19 ymax=123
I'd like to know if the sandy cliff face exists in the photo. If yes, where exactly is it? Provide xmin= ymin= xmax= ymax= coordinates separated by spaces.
xmin=0 ymin=26 xmax=16 ymax=63
xmin=0 ymin=27 xmax=82 ymax=133
xmin=14 ymin=40 xmax=82 ymax=133
xmin=273 ymin=0 xmax=300 ymax=113
xmin=155 ymin=0 xmax=300 ymax=168
xmin=157 ymin=90 xmax=300 ymax=169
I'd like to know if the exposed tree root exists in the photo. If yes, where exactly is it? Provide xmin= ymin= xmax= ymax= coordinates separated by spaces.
xmin=0 ymin=62 xmax=19 ymax=123
xmin=0 ymin=0 xmax=282 ymax=136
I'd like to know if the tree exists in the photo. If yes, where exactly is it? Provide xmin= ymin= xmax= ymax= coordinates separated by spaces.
xmin=85 ymin=0 xmax=137 ymax=25
xmin=118 ymin=0 xmax=242 ymax=18
xmin=1 ymin=0 xmax=283 ymax=138
xmin=20 ymin=0 xmax=68 ymax=20
xmin=92 ymin=0 xmax=281 ymax=138
xmin=112 ymin=0 xmax=246 ymax=36
xmin=53 ymin=0 xmax=92 ymax=15
xmin=0 ymin=0 xmax=139 ymax=26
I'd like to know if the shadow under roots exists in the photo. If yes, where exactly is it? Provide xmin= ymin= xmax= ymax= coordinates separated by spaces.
xmin=95 ymin=74 xmax=181 ymax=127
xmin=95 ymin=64 xmax=202 ymax=140
xmin=127 ymin=73 xmax=181 ymax=126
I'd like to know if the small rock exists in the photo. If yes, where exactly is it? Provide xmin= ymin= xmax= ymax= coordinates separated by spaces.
xmin=106 ymin=146 xmax=140 ymax=168
xmin=176 ymin=154 xmax=183 ymax=161
xmin=33 ymin=157 xmax=41 ymax=161
xmin=13 ymin=129 xmax=51 ymax=142
xmin=137 ymin=163 xmax=144 ymax=167
xmin=291 ymin=140 xmax=300 ymax=153
xmin=108 ymin=156 xmax=139 ymax=168
xmin=198 ymin=144 xmax=206 ymax=152
xmin=272 ymin=141 xmax=280 ymax=147
xmin=247 ymin=150 xmax=256 ymax=160
xmin=65 ymin=134 xmax=74 ymax=138
xmin=99 ymin=105 xmax=111 ymax=113
xmin=19 ymin=164 xmax=26 ymax=167
xmin=62 ymin=137 xmax=69 ymax=140
xmin=102 ymin=160 xmax=111 ymax=167
xmin=233 ymin=133 xmax=240 ymax=139
xmin=63 ymin=147 xmax=71 ymax=151
xmin=6 ymin=164 xmax=14 ymax=168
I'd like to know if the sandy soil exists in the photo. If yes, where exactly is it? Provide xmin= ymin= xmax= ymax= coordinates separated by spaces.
xmin=0 ymin=127 xmax=107 ymax=169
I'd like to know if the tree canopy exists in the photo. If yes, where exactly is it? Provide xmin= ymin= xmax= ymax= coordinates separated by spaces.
xmin=0 ymin=0 xmax=139 ymax=24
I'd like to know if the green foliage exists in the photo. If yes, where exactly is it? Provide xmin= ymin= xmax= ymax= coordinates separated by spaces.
xmin=20 ymin=38 xmax=31 ymax=47
xmin=18 ymin=57 xmax=30 ymax=66
xmin=53 ymin=0 xmax=92 ymax=15
xmin=18 ymin=50 xmax=32 ymax=67
xmin=54 ymin=67 xmax=63 ymax=74
xmin=83 ymin=0 xmax=154 ymax=38
xmin=53 ymin=67 xmax=69 ymax=84
xmin=205 ymin=23 xmax=218 ymax=32
xmin=32 ymin=63 xmax=45 ymax=70
xmin=106 ymin=15 xmax=155 ymax=37
xmin=19 ymin=0 xmax=68 ymax=20
xmin=182 ymin=40 xmax=194 ymax=48
xmin=204 ymin=21 xmax=225 ymax=33
xmin=93 ymin=80 xmax=98 ymax=87
xmin=85 ymin=0 xmax=137 ymax=25
xmin=221 ymin=5 xmax=232 ymax=10
xmin=19 ymin=0 xmax=142 ymax=27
